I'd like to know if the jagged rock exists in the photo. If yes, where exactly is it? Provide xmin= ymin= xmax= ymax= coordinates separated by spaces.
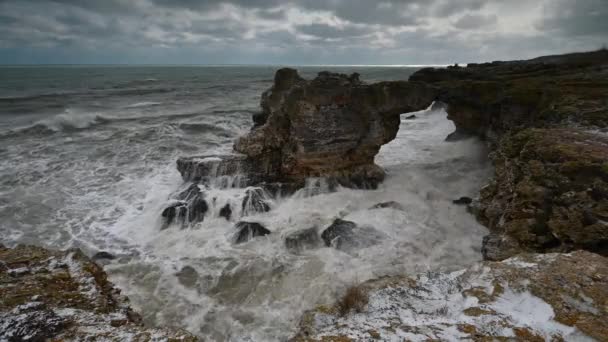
xmin=161 ymin=184 xmax=208 ymax=228
xmin=369 ymin=201 xmax=404 ymax=211
xmin=481 ymin=233 xmax=525 ymax=261
xmin=175 ymin=266 xmax=199 ymax=288
xmin=452 ymin=196 xmax=473 ymax=205
xmin=475 ymin=129 xmax=608 ymax=258
xmin=292 ymin=251 xmax=608 ymax=341
xmin=233 ymin=68 xmax=437 ymax=189
xmin=242 ymin=188 xmax=271 ymax=215
xmin=410 ymin=50 xmax=608 ymax=258
xmin=176 ymin=154 xmax=279 ymax=186
xmin=92 ymin=251 xmax=115 ymax=261
xmin=219 ymin=203 xmax=232 ymax=221
xmin=284 ymin=228 xmax=322 ymax=253
xmin=321 ymin=219 xmax=356 ymax=249
xmin=233 ymin=222 xmax=271 ymax=244
xmin=0 ymin=245 xmax=198 ymax=341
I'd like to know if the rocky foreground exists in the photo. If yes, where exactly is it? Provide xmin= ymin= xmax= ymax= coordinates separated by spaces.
xmin=292 ymin=251 xmax=608 ymax=341
xmin=0 ymin=244 xmax=198 ymax=341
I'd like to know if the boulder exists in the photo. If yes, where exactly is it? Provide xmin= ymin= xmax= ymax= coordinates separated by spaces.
xmin=233 ymin=68 xmax=437 ymax=189
xmin=321 ymin=219 xmax=356 ymax=248
xmin=92 ymin=251 xmax=115 ymax=261
xmin=452 ymin=196 xmax=473 ymax=205
xmin=219 ymin=203 xmax=232 ymax=221
xmin=293 ymin=251 xmax=608 ymax=341
xmin=233 ymin=222 xmax=271 ymax=244
xmin=161 ymin=184 xmax=208 ymax=228
xmin=369 ymin=201 xmax=404 ymax=211
xmin=284 ymin=228 xmax=322 ymax=253
xmin=0 ymin=245 xmax=198 ymax=341
xmin=175 ymin=266 xmax=199 ymax=288
xmin=241 ymin=188 xmax=271 ymax=215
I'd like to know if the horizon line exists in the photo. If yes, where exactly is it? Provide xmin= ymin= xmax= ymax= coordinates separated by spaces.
xmin=0 ymin=63 xmax=452 ymax=68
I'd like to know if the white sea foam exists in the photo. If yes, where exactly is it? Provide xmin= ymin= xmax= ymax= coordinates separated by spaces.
xmin=102 ymin=106 xmax=492 ymax=341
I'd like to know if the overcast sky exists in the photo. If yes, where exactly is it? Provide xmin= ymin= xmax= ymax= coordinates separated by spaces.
xmin=0 ymin=0 xmax=606 ymax=65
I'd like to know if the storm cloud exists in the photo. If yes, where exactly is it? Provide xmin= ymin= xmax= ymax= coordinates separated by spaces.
xmin=0 ymin=0 xmax=606 ymax=64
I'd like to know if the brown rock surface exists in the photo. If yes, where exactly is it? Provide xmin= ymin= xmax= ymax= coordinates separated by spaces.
xmin=0 ymin=244 xmax=198 ymax=341
xmin=233 ymin=69 xmax=437 ymax=188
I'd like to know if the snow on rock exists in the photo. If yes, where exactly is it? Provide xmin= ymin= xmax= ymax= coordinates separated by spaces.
xmin=292 ymin=251 xmax=607 ymax=341
xmin=0 ymin=244 xmax=197 ymax=341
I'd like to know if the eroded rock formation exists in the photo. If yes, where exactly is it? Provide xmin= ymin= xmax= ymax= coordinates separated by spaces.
xmin=0 ymin=244 xmax=197 ymax=341
xmin=411 ymin=49 xmax=608 ymax=259
xmin=178 ymin=69 xmax=436 ymax=190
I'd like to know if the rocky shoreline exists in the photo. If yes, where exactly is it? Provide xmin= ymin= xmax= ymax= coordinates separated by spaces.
xmin=2 ymin=50 xmax=607 ymax=341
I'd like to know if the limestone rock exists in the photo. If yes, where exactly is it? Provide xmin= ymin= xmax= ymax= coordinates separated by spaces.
xmin=0 ymin=245 xmax=198 ymax=341
xmin=233 ymin=68 xmax=437 ymax=188
xmin=233 ymin=222 xmax=271 ymax=244
xmin=292 ymin=251 xmax=608 ymax=341
xmin=284 ymin=227 xmax=322 ymax=253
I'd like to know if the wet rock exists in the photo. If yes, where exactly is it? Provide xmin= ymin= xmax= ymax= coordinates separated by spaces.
xmin=293 ymin=251 xmax=608 ymax=341
xmin=321 ymin=219 xmax=356 ymax=248
xmin=452 ymin=196 xmax=473 ymax=205
xmin=369 ymin=201 xmax=404 ymax=211
xmin=429 ymin=100 xmax=447 ymax=112
xmin=161 ymin=184 xmax=208 ymax=228
xmin=445 ymin=129 xmax=472 ymax=141
xmin=219 ymin=203 xmax=232 ymax=221
xmin=176 ymin=154 xmax=279 ymax=186
xmin=92 ymin=251 xmax=115 ymax=261
xmin=0 ymin=245 xmax=198 ymax=341
xmin=242 ymin=188 xmax=271 ymax=215
xmin=284 ymin=228 xmax=322 ymax=253
xmin=175 ymin=266 xmax=199 ymax=288
xmin=404 ymin=114 xmax=417 ymax=120
xmin=233 ymin=222 xmax=271 ymax=244
xmin=233 ymin=68 xmax=437 ymax=189
xmin=481 ymin=233 xmax=525 ymax=261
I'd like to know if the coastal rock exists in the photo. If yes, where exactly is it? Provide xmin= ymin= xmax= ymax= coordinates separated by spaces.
xmin=0 ymin=244 xmax=197 ymax=341
xmin=410 ymin=50 xmax=608 ymax=258
xmin=233 ymin=221 xmax=271 ymax=244
xmin=175 ymin=266 xmax=199 ymax=288
xmin=176 ymin=154 xmax=279 ymax=187
xmin=369 ymin=201 xmax=404 ymax=211
xmin=321 ymin=219 xmax=356 ymax=249
xmin=161 ymin=184 xmax=208 ymax=228
xmin=475 ymin=128 xmax=608 ymax=258
xmin=233 ymin=68 xmax=437 ymax=188
xmin=292 ymin=251 xmax=608 ymax=341
xmin=219 ymin=203 xmax=232 ymax=221
xmin=241 ymin=188 xmax=271 ymax=216
xmin=284 ymin=227 xmax=322 ymax=253
xmin=452 ymin=196 xmax=473 ymax=205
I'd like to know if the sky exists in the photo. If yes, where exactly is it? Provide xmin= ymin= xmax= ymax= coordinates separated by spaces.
xmin=0 ymin=0 xmax=606 ymax=65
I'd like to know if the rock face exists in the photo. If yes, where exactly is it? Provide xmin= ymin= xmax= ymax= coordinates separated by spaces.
xmin=233 ymin=69 xmax=437 ymax=188
xmin=0 ymin=244 xmax=197 ymax=341
xmin=233 ymin=221 xmax=271 ymax=244
xmin=411 ymin=49 xmax=608 ymax=259
xmin=292 ymin=251 xmax=608 ymax=341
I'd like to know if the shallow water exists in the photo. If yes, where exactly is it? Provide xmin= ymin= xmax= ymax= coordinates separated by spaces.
xmin=0 ymin=66 xmax=491 ymax=341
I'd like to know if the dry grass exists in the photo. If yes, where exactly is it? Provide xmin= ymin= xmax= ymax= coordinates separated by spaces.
xmin=336 ymin=285 xmax=369 ymax=316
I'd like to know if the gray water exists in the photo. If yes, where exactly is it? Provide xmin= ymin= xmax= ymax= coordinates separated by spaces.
xmin=0 ymin=66 xmax=492 ymax=341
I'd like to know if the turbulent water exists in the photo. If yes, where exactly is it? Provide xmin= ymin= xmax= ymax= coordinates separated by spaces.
xmin=0 ymin=66 xmax=491 ymax=341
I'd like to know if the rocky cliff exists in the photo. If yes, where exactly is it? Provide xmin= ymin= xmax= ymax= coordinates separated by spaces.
xmin=0 ymin=244 xmax=198 ymax=341
xmin=178 ymin=69 xmax=437 ymax=190
xmin=410 ymin=49 xmax=608 ymax=259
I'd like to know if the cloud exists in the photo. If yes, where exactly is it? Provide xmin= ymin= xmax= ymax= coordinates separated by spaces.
xmin=0 ymin=0 xmax=606 ymax=64
xmin=452 ymin=14 xmax=497 ymax=30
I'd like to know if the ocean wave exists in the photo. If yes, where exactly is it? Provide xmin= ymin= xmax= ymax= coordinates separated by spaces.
xmin=0 ymin=92 xmax=79 ymax=103
xmin=5 ymin=109 xmax=109 ymax=137
xmin=124 ymin=101 xmax=163 ymax=109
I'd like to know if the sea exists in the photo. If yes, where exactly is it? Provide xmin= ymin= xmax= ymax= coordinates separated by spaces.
xmin=0 ymin=65 xmax=492 ymax=341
